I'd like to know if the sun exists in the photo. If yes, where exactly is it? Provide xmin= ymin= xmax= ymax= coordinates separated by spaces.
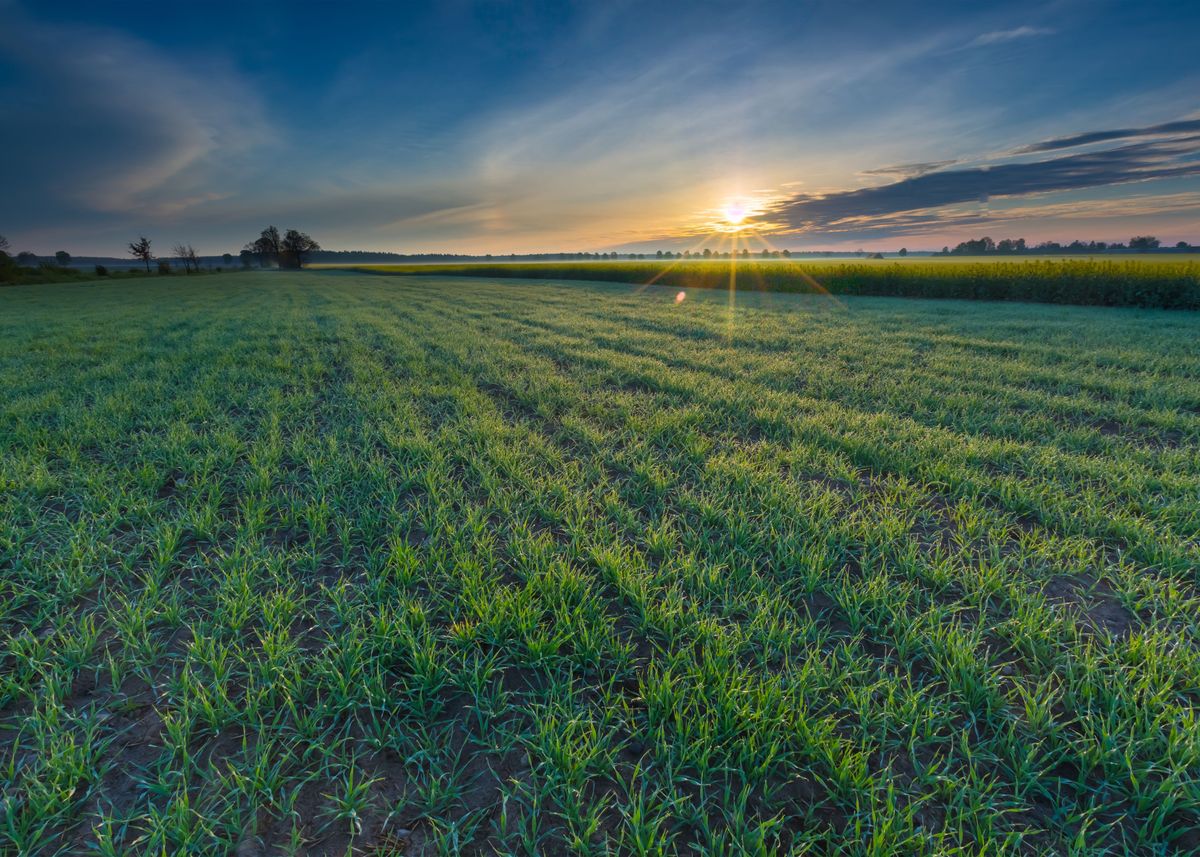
xmin=722 ymin=203 xmax=748 ymax=226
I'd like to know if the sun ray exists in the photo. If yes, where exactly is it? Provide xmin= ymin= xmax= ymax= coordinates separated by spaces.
xmin=631 ymin=229 xmax=721 ymax=295
xmin=741 ymin=227 xmax=847 ymax=310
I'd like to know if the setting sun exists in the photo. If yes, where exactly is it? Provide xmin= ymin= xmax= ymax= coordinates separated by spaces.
xmin=723 ymin=203 xmax=747 ymax=225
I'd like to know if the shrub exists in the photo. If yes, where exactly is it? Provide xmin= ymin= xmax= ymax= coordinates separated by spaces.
xmin=95 ymin=265 xmax=109 ymax=276
xmin=158 ymin=260 xmax=171 ymax=275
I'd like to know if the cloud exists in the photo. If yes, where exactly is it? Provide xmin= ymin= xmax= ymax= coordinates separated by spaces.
xmin=766 ymin=122 xmax=1200 ymax=239
xmin=1013 ymin=119 xmax=1200 ymax=154
xmin=0 ymin=11 xmax=272 ymax=222
xmin=860 ymin=161 xmax=957 ymax=178
xmin=967 ymin=26 xmax=1055 ymax=48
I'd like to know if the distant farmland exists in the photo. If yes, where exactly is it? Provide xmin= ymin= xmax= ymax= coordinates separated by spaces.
xmin=2 ymin=272 xmax=1198 ymax=854
xmin=325 ymin=257 xmax=1200 ymax=309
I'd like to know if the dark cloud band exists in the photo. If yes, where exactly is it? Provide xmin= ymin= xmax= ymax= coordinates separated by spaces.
xmin=775 ymin=126 xmax=1200 ymax=234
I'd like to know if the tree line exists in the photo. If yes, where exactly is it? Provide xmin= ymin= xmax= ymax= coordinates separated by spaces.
xmin=123 ymin=227 xmax=320 ymax=273
xmin=939 ymin=236 xmax=1193 ymax=255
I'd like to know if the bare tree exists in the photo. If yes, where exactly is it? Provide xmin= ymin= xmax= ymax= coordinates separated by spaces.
xmin=129 ymin=236 xmax=153 ymax=272
xmin=0 ymin=235 xmax=9 ymax=254
xmin=172 ymin=243 xmax=200 ymax=273
xmin=281 ymin=229 xmax=320 ymax=269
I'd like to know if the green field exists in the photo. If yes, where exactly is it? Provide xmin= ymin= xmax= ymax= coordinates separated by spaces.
xmin=2 ymin=272 xmax=1199 ymax=855
xmin=329 ymin=258 xmax=1200 ymax=310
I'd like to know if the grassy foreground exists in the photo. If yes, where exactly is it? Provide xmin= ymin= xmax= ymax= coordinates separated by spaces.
xmin=2 ymin=272 xmax=1199 ymax=855
xmin=333 ymin=259 xmax=1200 ymax=310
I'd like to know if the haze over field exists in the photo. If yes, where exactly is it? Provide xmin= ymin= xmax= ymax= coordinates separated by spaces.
xmin=1 ymin=0 xmax=1198 ymax=256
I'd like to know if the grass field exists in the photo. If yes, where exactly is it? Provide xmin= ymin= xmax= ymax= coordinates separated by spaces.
xmin=2 ymin=271 xmax=1199 ymax=855
xmin=330 ymin=259 xmax=1200 ymax=310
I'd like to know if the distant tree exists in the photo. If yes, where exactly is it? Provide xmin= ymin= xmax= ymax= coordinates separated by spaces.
xmin=702 ymin=248 xmax=712 ymax=258
xmin=951 ymin=237 xmax=998 ymax=255
xmin=17 ymin=251 xmax=37 ymax=266
xmin=128 ymin=236 xmax=153 ymax=272
xmin=55 ymin=250 xmax=71 ymax=266
xmin=246 ymin=225 xmax=282 ymax=267
xmin=1176 ymin=241 xmax=1191 ymax=250
xmin=280 ymin=229 xmax=320 ymax=268
xmin=781 ymin=249 xmax=791 ymax=258
xmin=239 ymin=249 xmax=254 ymax=268
xmin=0 ymin=235 xmax=9 ymax=254
xmin=94 ymin=264 xmax=109 ymax=276
xmin=1129 ymin=236 xmax=1160 ymax=251
xmin=222 ymin=253 xmax=234 ymax=266
xmin=158 ymin=260 xmax=171 ymax=274
xmin=172 ymin=243 xmax=195 ymax=273
xmin=760 ymin=248 xmax=770 ymax=258
xmin=656 ymin=250 xmax=663 ymax=258
xmin=898 ymin=247 xmax=907 ymax=256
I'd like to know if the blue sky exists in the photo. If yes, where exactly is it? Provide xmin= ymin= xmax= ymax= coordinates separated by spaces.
xmin=1 ymin=0 xmax=1198 ymax=255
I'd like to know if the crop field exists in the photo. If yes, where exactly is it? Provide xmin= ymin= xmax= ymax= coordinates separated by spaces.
xmin=3 ymin=271 xmax=1200 ymax=855
xmin=333 ymin=259 xmax=1200 ymax=310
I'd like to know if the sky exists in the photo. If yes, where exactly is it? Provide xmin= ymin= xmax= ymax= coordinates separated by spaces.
xmin=1 ymin=0 xmax=1198 ymax=256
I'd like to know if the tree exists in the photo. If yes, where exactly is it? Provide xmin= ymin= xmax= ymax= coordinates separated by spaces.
xmin=172 ymin=243 xmax=200 ymax=273
xmin=172 ymin=244 xmax=190 ymax=273
xmin=0 ymin=235 xmax=8 ymax=254
xmin=280 ymin=229 xmax=320 ymax=268
xmin=222 ymin=253 xmax=234 ymax=266
xmin=781 ymin=249 xmax=791 ymax=258
xmin=245 ymin=225 xmax=282 ymax=267
xmin=1176 ymin=241 xmax=1191 ymax=250
xmin=239 ymin=249 xmax=254 ymax=268
xmin=1129 ymin=236 xmax=1160 ymax=251
xmin=55 ymin=250 xmax=71 ymax=266
xmin=898 ymin=247 xmax=908 ymax=256
xmin=129 ymin=236 xmax=153 ymax=272
xmin=17 ymin=251 xmax=37 ymax=266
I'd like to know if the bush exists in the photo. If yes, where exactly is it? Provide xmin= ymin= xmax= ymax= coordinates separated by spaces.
xmin=95 ymin=265 xmax=109 ymax=276
xmin=0 ymin=252 xmax=16 ymax=284
xmin=158 ymin=260 xmax=171 ymax=275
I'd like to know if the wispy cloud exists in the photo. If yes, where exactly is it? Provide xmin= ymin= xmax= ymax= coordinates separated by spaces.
xmin=0 ymin=11 xmax=273 ymax=220
xmin=967 ymin=26 xmax=1055 ymax=48
xmin=861 ymin=161 xmax=957 ymax=179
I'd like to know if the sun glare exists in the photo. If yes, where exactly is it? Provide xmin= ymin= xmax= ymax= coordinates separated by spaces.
xmin=723 ymin=203 xmax=747 ymax=226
